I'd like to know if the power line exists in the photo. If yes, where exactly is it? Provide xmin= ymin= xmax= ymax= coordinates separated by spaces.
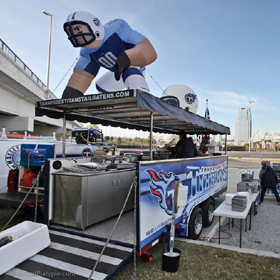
xmin=53 ymin=59 xmax=165 ymax=95
xmin=53 ymin=56 xmax=79 ymax=93
xmin=146 ymin=69 xmax=165 ymax=93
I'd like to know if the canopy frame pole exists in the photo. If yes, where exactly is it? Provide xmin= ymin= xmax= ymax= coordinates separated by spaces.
xmin=149 ymin=112 xmax=153 ymax=160
xmin=62 ymin=111 xmax=66 ymax=158
xmin=225 ymin=134 xmax=227 ymax=155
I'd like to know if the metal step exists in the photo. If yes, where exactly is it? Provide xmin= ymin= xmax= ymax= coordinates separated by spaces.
xmin=0 ymin=230 xmax=133 ymax=280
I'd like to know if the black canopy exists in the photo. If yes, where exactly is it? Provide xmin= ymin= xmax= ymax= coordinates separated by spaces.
xmin=35 ymin=89 xmax=230 ymax=136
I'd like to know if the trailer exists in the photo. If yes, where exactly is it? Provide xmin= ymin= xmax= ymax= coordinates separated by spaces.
xmin=0 ymin=89 xmax=230 ymax=279
xmin=0 ymin=127 xmax=114 ymax=210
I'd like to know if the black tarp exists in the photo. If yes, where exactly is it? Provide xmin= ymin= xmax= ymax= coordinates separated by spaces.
xmin=35 ymin=89 xmax=230 ymax=136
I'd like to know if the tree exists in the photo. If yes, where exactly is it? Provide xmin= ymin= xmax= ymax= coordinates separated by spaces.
xmin=85 ymin=123 xmax=99 ymax=129
xmin=168 ymin=134 xmax=178 ymax=144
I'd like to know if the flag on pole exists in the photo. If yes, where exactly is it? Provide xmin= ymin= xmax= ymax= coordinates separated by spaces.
xmin=201 ymin=99 xmax=210 ymax=153
xmin=205 ymin=99 xmax=210 ymax=120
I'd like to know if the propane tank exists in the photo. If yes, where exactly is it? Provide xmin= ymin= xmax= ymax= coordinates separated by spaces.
xmin=7 ymin=169 xmax=19 ymax=192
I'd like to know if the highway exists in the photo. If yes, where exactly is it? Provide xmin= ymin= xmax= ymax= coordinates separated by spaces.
xmin=227 ymin=151 xmax=280 ymax=168
xmin=226 ymin=150 xmax=280 ymax=159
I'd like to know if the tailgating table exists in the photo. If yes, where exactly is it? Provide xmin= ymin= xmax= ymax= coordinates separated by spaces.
xmin=214 ymin=192 xmax=259 ymax=248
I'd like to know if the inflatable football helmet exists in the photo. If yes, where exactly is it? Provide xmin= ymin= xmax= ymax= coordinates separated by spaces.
xmin=160 ymin=84 xmax=199 ymax=114
xmin=63 ymin=11 xmax=105 ymax=47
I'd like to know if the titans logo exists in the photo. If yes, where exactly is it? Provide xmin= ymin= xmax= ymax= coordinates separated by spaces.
xmin=185 ymin=93 xmax=197 ymax=104
xmin=145 ymin=169 xmax=177 ymax=215
xmin=93 ymin=18 xmax=101 ymax=27
xmin=82 ymin=148 xmax=93 ymax=157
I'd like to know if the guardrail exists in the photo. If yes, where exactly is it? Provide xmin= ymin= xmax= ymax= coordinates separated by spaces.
xmin=0 ymin=38 xmax=57 ymax=100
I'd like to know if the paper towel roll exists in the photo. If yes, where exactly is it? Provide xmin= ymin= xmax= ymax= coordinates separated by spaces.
xmin=225 ymin=193 xmax=236 ymax=205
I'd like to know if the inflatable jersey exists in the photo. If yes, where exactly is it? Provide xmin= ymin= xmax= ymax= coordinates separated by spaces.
xmin=62 ymin=11 xmax=157 ymax=98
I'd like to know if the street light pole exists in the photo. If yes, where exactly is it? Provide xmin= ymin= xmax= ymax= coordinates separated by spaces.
xmin=248 ymin=101 xmax=254 ymax=153
xmin=42 ymin=10 xmax=53 ymax=100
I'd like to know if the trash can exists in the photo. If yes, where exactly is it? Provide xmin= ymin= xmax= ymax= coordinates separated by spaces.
xmin=162 ymin=247 xmax=181 ymax=273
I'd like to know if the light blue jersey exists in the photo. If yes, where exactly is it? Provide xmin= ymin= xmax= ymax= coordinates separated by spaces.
xmin=75 ymin=19 xmax=146 ymax=77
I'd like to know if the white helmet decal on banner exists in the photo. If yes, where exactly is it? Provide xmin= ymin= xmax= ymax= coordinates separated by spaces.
xmin=160 ymin=84 xmax=199 ymax=114
xmin=64 ymin=11 xmax=105 ymax=47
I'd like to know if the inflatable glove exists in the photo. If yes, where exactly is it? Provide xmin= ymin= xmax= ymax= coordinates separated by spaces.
xmin=114 ymin=52 xmax=131 ymax=81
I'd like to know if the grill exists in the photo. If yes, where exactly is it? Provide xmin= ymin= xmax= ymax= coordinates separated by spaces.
xmin=237 ymin=182 xmax=248 ymax=192
xmin=241 ymin=171 xmax=254 ymax=182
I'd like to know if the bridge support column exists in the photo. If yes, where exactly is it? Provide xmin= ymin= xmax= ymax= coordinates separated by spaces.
xmin=0 ymin=116 xmax=33 ymax=132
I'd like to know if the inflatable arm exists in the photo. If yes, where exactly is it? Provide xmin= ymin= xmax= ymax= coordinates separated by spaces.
xmin=62 ymin=68 xmax=95 ymax=98
xmin=126 ymin=38 xmax=157 ymax=66
xmin=114 ymin=38 xmax=157 ymax=81
xmin=67 ymin=68 xmax=95 ymax=93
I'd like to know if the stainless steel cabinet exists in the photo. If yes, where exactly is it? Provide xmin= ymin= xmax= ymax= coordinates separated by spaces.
xmin=53 ymin=169 xmax=136 ymax=229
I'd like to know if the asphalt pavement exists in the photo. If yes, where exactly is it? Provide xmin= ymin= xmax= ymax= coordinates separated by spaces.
xmin=226 ymin=150 xmax=280 ymax=159
xmin=227 ymin=150 xmax=280 ymax=169
xmin=228 ymin=160 xmax=260 ymax=169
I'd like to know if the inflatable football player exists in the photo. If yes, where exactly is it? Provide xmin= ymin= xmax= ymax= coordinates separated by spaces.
xmin=62 ymin=11 xmax=157 ymax=99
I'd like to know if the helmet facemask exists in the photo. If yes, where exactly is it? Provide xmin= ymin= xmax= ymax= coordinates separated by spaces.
xmin=64 ymin=21 xmax=96 ymax=47
xmin=161 ymin=96 xmax=180 ymax=107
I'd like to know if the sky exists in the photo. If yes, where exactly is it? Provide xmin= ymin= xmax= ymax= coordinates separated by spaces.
xmin=1 ymin=0 xmax=280 ymax=140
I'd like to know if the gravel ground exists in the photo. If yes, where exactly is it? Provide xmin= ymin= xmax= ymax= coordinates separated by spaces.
xmin=243 ymin=198 xmax=280 ymax=252
xmin=198 ymin=197 xmax=280 ymax=253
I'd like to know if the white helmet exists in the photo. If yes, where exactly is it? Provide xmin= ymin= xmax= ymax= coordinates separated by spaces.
xmin=160 ymin=84 xmax=199 ymax=114
xmin=63 ymin=11 xmax=105 ymax=47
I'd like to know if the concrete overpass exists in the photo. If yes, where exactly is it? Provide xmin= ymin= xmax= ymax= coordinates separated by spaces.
xmin=251 ymin=131 xmax=280 ymax=150
xmin=0 ymin=39 xmax=82 ymax=139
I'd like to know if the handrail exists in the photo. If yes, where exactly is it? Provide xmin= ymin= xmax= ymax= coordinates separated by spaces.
xmin=0 ymin=38 xmax=57 ymax=99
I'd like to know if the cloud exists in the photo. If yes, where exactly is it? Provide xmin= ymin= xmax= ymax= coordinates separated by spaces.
xmin=197 ymin=89 xmax=263 ymax=112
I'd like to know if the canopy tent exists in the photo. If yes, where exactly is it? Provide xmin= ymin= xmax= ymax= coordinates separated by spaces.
xmin=35 ymin=89 xmax=230 ymax=136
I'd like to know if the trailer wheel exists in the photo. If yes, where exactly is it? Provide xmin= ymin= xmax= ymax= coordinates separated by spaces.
xmin=188 ymin=207 xmax=203 ymax=240
xmin=201 ymin=198 xmax=215 ymax=227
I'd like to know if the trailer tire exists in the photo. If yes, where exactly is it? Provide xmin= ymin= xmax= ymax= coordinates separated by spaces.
xmin=188 ymin=207 xmax=203 ymax=240
xmin=201 ymin=198 xmax=215 ymax=227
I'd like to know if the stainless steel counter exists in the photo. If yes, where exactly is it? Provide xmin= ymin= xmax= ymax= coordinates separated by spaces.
xmin=52 ymin=168 xmax=136 ymax=229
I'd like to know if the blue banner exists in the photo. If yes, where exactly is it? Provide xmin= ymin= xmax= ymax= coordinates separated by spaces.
xmin=138 ymin=156 xmax=228 ymax=250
